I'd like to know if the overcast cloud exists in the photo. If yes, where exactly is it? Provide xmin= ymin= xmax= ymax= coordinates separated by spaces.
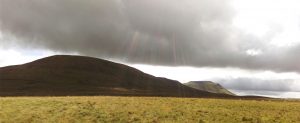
xmin=216 ymin=78 xmax=300 ymax=92
xmin=1 ymin=0 xmax=300 ymax=72
xmin=1 ymin=0 xmax=300 ymax=97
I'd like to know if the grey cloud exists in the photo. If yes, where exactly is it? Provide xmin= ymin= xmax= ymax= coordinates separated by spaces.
xmin=0 ymin=0 xmax=236 ymax=64
xmin=215 ymin=78 xmax=300 ymax=92
xmin=1 ymin=0 xmax=300 ymax=73
xmin=231 ymin=90 xmax=283 ymax=96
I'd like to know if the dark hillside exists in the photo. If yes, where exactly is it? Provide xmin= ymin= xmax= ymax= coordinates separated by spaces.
xmin=0 ymin=55 xmax=230 ymax=97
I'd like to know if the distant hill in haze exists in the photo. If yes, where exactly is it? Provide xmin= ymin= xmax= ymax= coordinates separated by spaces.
xmin=184 ymin=81 xmax=236 ymax=96
xmin=0 ymin=55 xmax=232 ymax=98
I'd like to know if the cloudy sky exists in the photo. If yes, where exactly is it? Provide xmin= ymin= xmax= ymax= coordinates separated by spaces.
xmin=1 ymin=0 xmax=300 ymax=98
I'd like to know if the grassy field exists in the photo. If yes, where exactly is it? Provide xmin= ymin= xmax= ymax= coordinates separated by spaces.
xmin=0 ymin=96 xmax=299 ymax=123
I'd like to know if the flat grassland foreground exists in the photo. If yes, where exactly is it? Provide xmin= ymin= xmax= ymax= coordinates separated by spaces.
xmin=0 ymin=97 xmax=299 ymax=123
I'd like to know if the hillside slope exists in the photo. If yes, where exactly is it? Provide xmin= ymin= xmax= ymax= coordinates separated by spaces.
xmin=0 ymin=55 xmax=231 ymax=97
xmin=184 ymin=81 xmax=235 ymax=95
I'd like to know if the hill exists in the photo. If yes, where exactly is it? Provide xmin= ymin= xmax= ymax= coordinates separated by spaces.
xmin=0 ymin=55 xmax=231 ymax=97
xmin=184 ymin=81 xmax=235 ymax=95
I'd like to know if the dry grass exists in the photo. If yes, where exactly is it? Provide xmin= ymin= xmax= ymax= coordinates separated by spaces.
xmin=0 ymin=96 xmax=300 ymax=123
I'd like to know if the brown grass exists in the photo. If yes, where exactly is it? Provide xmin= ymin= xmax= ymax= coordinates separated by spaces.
xmin=1 ymin=96 xmax=299 ymax=123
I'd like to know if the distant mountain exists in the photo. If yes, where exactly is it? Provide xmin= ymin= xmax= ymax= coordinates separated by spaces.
xmin=184 ymin=81 xmax=235 ymax=96
xmin=0 ymin=55 xmax=232 ymax=97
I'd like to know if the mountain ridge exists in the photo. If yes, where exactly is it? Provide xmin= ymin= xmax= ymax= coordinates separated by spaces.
xmin=0 ymin=55 xmax=230 ymax=97
xmin=184 ymin=81 xmax=236 ymax=95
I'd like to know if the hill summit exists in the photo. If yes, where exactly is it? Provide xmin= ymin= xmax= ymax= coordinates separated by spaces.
xmin=184 ymin=81 xmax=235 ymax=95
